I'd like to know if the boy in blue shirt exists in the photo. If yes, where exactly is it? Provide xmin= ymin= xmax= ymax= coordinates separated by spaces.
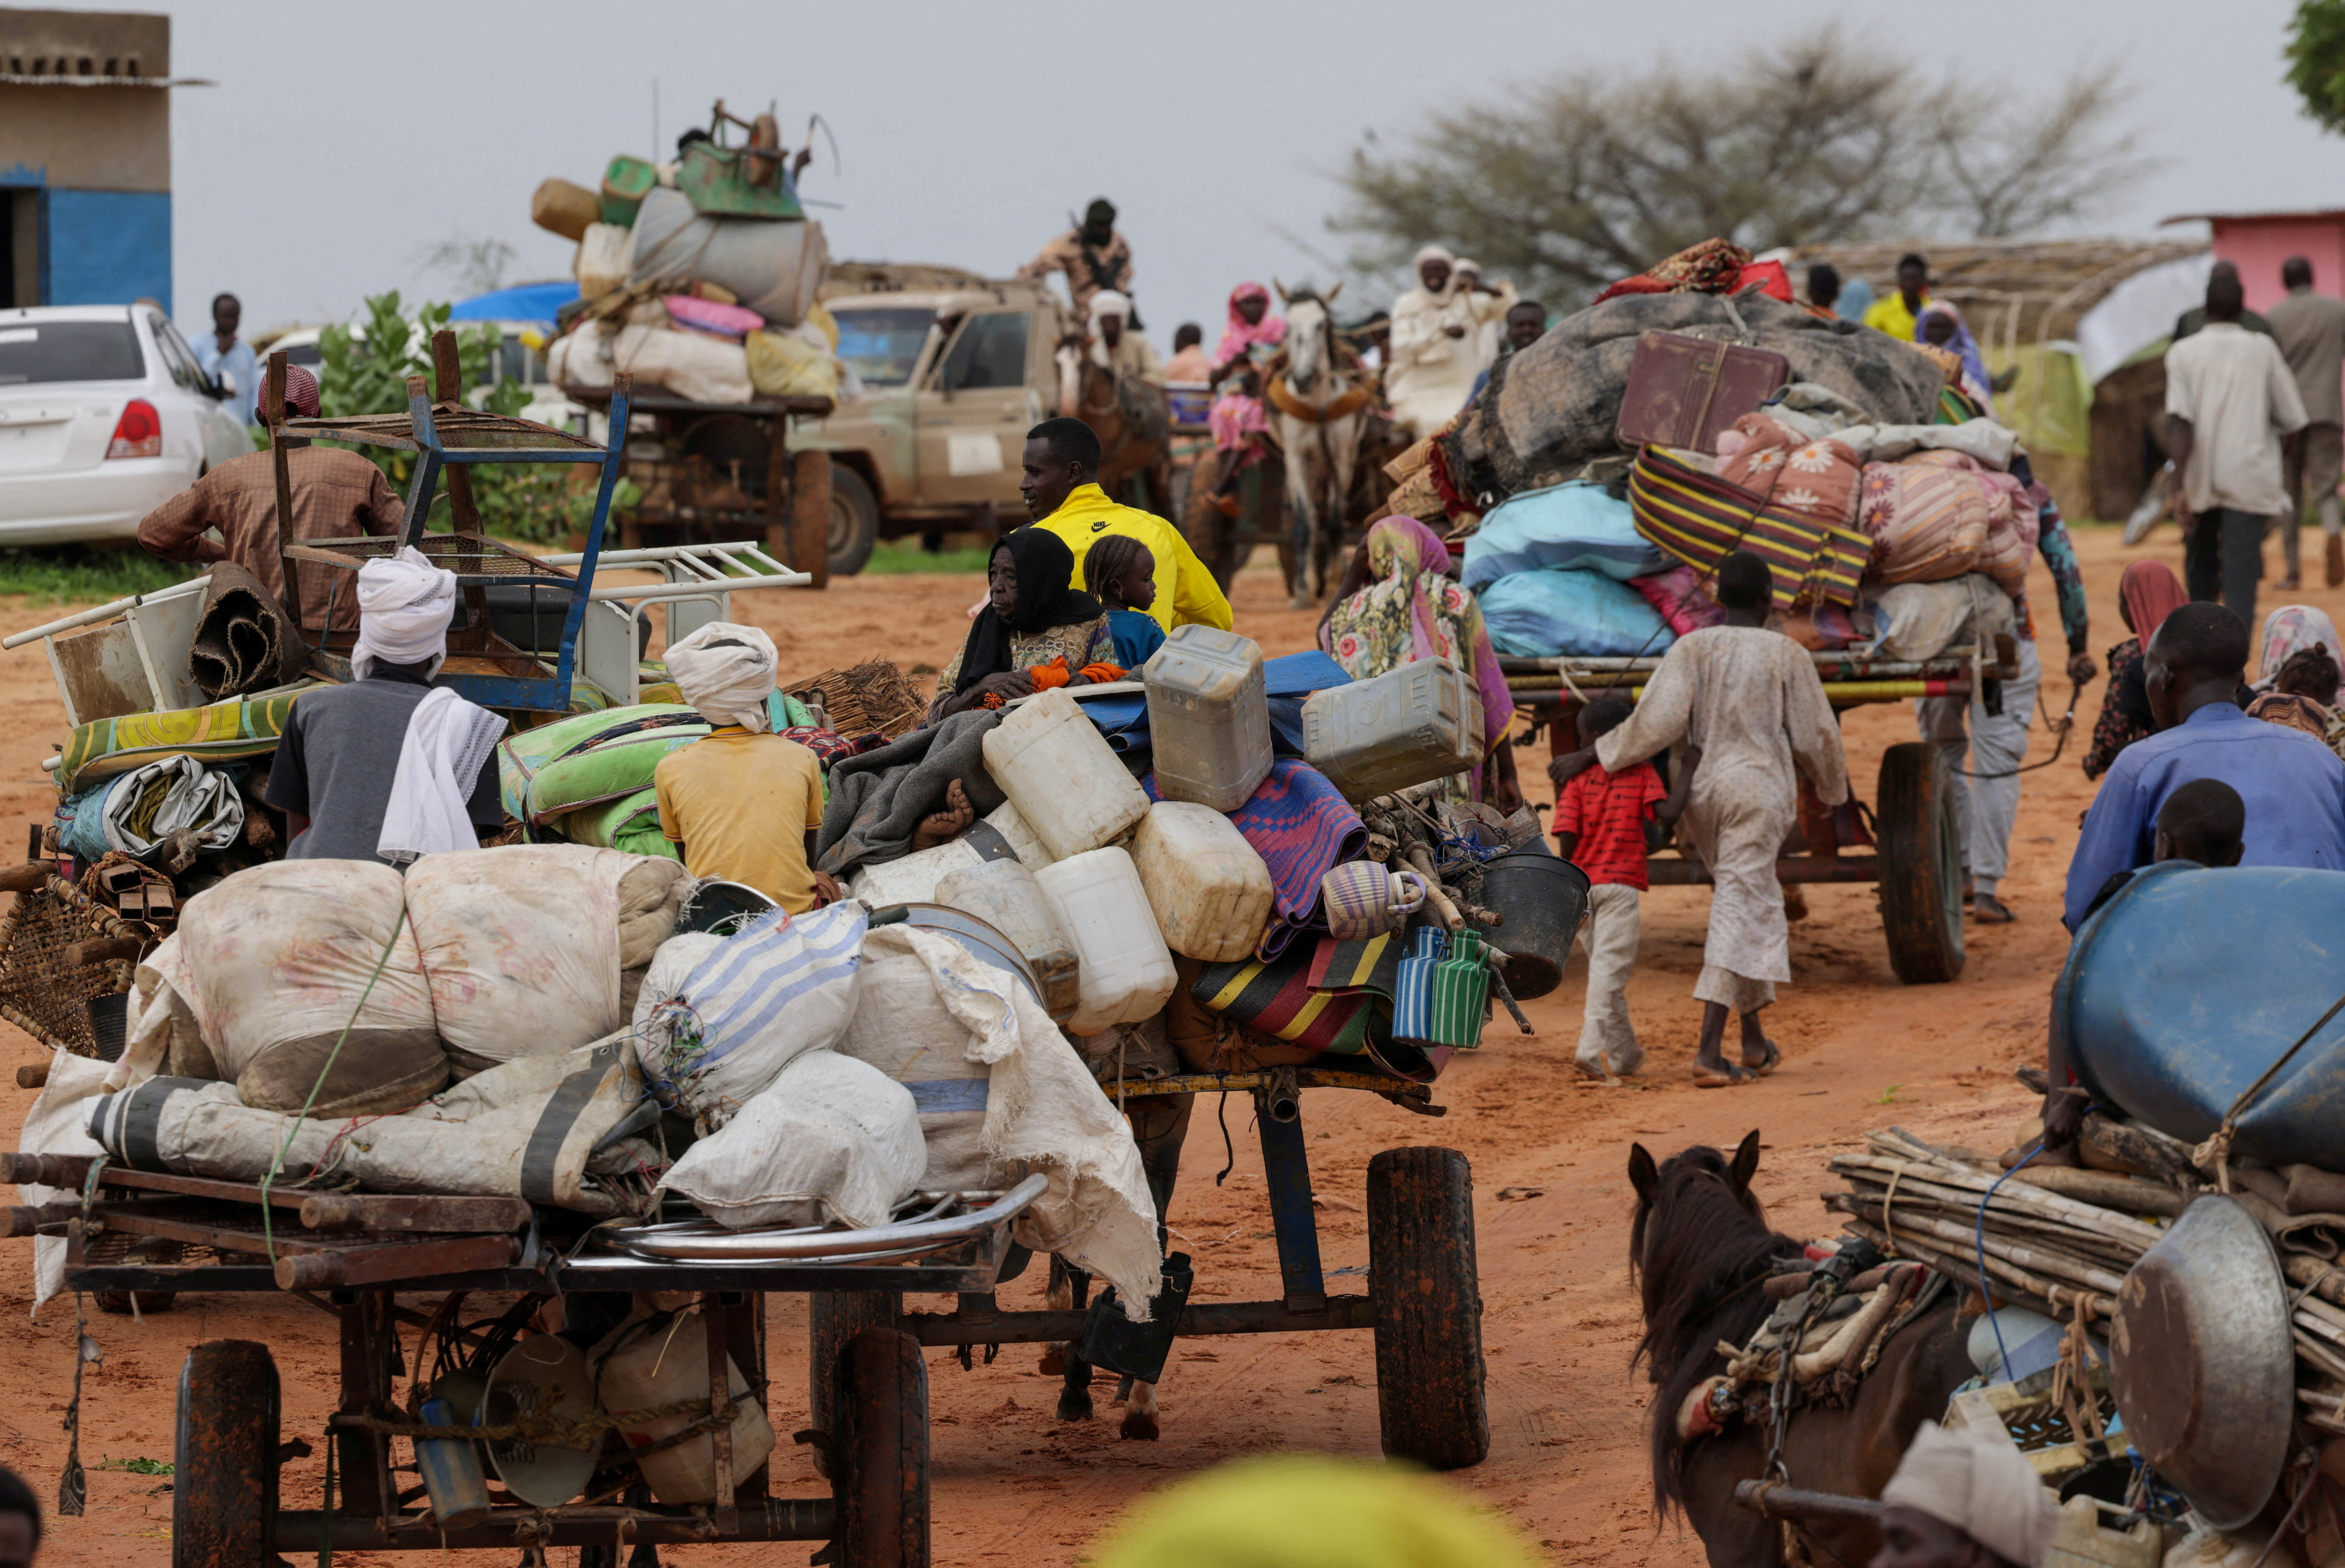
xmin=1084 ymin=533 xmax=1167 ymax=670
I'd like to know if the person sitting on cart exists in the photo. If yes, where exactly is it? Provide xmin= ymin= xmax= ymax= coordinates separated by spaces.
xmin=1872 ymin=1421 xmax=2060 ymax=1568
xmin=1084 ymin=533 xmax=1168 ymax=669
xmin=1549 ymin=550 xmax=1848 ymax=1088
xmin=2062 ymin=601 xmax=2345 ymax=934
xmin=264 ymin=547 xmax=507 ymax=863
xmin=1021 ymin=415 xmax=1232 ymax=635
xmin=658 ymin=621 xmax=842 ymax=913
xmin=135 ymin=363 xmax=404 ymax=631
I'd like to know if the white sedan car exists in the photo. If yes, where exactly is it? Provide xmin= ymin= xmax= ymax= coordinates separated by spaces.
xmin=0 ymin=304 xmax=254 ymax=547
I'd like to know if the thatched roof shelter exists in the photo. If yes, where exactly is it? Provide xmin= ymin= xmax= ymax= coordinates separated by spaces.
xmin=1783 ymin=237 xmax=2209 ymax=352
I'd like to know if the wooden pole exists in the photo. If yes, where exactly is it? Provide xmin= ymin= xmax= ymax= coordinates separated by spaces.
xmin=267 ymin=351 xmax=300 ymax=624
xmin=429 ymin=331 xmax=482 ymax=535
xmin=788 ymin=446 xmax=832 ymax=589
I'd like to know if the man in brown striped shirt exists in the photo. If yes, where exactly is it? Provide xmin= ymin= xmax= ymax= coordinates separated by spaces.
xmin=136 ymin=364 xmax=403 ymax=628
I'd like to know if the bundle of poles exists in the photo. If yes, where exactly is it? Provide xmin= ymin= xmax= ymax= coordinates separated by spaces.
xmin=1825 ymin=1128 xmax=2345 ymax=1436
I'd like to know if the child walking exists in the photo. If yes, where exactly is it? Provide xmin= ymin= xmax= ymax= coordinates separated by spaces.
xmin=1551 ymin=696 xmax=1697 ymax=1080
xmin=1083 ymin=534 xmax=1167 ymax=669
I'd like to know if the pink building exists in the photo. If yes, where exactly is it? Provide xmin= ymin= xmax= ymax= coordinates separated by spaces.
xmin=2164 ymin=208 xmax=2345 ymax=309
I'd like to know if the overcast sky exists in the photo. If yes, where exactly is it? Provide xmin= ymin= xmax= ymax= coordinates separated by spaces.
xmin=134 ymin=0 xmax=2345 ymax=345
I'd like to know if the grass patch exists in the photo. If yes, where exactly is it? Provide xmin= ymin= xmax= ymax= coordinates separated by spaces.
xmin=98 ymin=1456 xmax=171 ymax=1475
xmin=860 ymin=538 xmax=993 ymax=575
xmin=0 ymin=547 xmax=196 ymax=606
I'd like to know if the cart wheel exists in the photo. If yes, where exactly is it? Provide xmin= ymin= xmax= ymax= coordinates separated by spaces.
xmin=1876 ymin=742 xmax=1966 ymax=984
xmin=809 ymin=1290 xmax=902 ymax=1479
xmin=827 ymin=462 xmax=879 ymax=578
xmin=1368 ymin=1146 xmax=1488 ymax=1470
xmin=833 ymin=1327 xmax=930 ymax=1568
xmin=173 ymin=1339 xmax=279 ymax=1568
xmin=95 ymin=1289 xmax=175 ymax=1315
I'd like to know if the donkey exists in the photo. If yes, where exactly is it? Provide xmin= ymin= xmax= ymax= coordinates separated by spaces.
xmin=1629 ymin=1132 xmax=1973 ymax=1568
xmin=1040 ymin=1090 xmax=1194 ymax=1440
xmin=1265 ymin=282 xmax=1374 ymax=609
xmin=1055 ymin=336 xmax=1173 ymax=514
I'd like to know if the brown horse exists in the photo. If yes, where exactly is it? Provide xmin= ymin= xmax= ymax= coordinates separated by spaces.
xmin=1629 ymin=1132 xmax=1974 ymax=1568
xmin=1056 ymin=337 xmax=1173 ymax=515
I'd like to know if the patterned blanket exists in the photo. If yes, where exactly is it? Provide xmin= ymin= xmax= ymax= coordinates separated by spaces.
xmin=56 ymin=683 xmax=317 ymax=794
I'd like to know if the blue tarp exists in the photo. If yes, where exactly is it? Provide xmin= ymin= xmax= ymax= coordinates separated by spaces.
xmin=449 ymin=280 xmax=580 ymax=324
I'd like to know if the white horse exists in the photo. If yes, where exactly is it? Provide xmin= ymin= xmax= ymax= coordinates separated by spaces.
xmin=1266 ymin=281 xmax=1374 ymax=608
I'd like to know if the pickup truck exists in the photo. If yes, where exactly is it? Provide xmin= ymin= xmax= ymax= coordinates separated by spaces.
xmin=793 ymin=273 xmax=1070 ymax=574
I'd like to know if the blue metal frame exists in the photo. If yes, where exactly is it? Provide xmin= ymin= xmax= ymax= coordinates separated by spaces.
xmin=1256 ymin=1095 xmax=1327 ymax=1310
xmin=295 ymin=382 xmax=632 ymax=713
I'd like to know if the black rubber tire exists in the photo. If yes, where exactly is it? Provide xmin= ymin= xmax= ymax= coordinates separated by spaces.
xmin=827 ymin=462 xmax=880 ymax=578
xmin=1876 ymin=741 xmax=1967 ymax=984
xmin=95 ymin=1289 xmax=175 ymax=1315
xmin=808 ymin=1290 xmax=901 ymax=1478
xmin=834 ymin=1327 xmax=930 ymax=1568
xmin=173 ymin=1339 xmax=279 ymax=1568
xmin=1368 ymin=1146 xmax=1489 ymax=1470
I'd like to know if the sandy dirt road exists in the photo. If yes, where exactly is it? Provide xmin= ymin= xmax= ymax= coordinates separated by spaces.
xmin=0 ymin=520 xmax=2272 ymax=1564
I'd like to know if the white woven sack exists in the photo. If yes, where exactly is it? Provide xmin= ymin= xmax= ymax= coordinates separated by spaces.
xmin=654 ymin=1048 xmax=923 ymax=1230
xmin=633 ymin=901 xmax=868 ymax=1131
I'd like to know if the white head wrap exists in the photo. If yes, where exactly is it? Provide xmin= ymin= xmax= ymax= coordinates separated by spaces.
xmin=1453 ymin=256 xmax=1483 ymax=278
xmin=1089 ymin=289 xmax=1132 ymax=324
xmin=351 ymin=545 xmax=457 ymax=680
xmin=1413 ymin=243 xmax=1456 ymax=270
xmin=1880 ymin=1423 xmax=2060 ymax=1568
xmin=665 ymin=621 xmax=779 ymax=733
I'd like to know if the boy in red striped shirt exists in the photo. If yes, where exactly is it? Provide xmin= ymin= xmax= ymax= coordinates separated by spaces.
xmin=1551 ymin=696 xmax=1698 ymax=1080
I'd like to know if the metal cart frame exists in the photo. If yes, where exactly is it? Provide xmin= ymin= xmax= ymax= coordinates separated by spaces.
xmin=4 ymin=1153 xmax=1042 ymax=1566
xmin=265 ymin=338 xmax=635 ymax=713
xmin=1505 ymin=646 xmax=1995 ymax=984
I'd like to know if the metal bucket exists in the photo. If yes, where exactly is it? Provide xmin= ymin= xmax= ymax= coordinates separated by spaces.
xmin=1474 ymin=852 xmax=1591 ymax=1000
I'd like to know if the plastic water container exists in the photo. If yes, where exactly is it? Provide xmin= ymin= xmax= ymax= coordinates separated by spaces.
xmin=982 ymin=687 xmax=1151 ymax=861
xmin=1127 ymin=801 xmax=1276 ymax=962
xmin=596 ymin=1306 xmax=777 ymax=1505
xmin=934 ymin=859 xmax=1082 ymax=1021
xmin=1145 ymin=626 xmax=1274 ymax=811
xmin=848 ymin=800 xmax=1053 ymax=908
xmin=1300 ymin=657 xmax=1485 ymax=802
xmin=1034 ymin=847 xmax=1177 ymax=1034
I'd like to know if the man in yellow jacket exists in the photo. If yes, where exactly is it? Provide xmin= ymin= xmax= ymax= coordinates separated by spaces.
xmin=1019 ymin=416 xmax=1233 ymax=635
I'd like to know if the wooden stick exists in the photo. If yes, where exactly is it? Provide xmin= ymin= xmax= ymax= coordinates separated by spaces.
xmin=1832 ymin=1168 xmax=2157 ymax=1253
xmin=1831 ymin=1154 xmax=2165 ymax=1245
xmin=2005 ymin=1166 xmax=2191 ymax=1218
xmin=1830 ymin=1195 xmax=2128 ymax=1296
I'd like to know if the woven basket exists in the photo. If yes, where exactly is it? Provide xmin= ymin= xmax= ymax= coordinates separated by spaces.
xmin=0 ymin=874 xmax=140 ymax=1057
xmin=793 ymin=660 xmax=927 ymax=741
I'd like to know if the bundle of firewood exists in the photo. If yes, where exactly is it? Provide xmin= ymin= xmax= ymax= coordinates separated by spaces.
xmin=1826 ymin=1126 xmax=2345 ymax=1437
xmin=792 ymin=659 xmax=928 ymax=741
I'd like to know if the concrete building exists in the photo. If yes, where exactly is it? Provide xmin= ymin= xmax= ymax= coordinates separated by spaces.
xmin=0 ymin=9 xmax=180 ymax=310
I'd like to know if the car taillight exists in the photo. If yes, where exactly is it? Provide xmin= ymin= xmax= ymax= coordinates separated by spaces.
xmin=106 ymin=399 xmax=161 ymax=460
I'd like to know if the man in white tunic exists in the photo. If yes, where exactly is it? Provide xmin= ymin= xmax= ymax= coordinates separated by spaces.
xmin=1386 ymin=244 xmax=1484 ymax=439
xmin=1551 ymin=552 xmax=1848 ymax=1086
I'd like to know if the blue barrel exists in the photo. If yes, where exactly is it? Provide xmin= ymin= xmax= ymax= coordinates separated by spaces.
xmin=2055 ymin=861 xmax=2345 ymax=1165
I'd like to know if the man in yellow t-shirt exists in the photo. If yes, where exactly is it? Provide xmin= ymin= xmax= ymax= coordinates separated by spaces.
xmin=654 ymin=621 xmax=839 ymax=913
xmin=1861 ymin=253 xmax=1931 ymax=343
xmin=1020 ymin=416 xmax=1233 ymax=635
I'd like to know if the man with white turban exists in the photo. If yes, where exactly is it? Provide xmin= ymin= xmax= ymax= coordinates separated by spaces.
xmin=655 ymin=621 xmax=839 ymax=911
xmin=263 ymin=545 xmax=508 ymax=863
xmin=1088 ymin=290 xmax=1164 ymax=387
xmin=1386 ymin=243 xmax=1506 ymax=438
xmin=1870 ymin=1422 xmax=2061 ymax=1568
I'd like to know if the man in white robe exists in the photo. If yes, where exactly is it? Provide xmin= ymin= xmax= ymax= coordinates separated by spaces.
xmin=1551 ymin=551 xmax=1847 ymax=1086
xmin=1386 ymin=244 xmax=1485 ymax=439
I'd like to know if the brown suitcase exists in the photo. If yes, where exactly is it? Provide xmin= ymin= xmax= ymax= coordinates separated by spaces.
xmin=1616 ymin=330 xmax=1791 ymax=453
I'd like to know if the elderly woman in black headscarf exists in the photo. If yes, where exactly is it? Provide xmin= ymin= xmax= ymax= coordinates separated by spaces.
xmin=930 ymin=528 xmax=1116 ymax=722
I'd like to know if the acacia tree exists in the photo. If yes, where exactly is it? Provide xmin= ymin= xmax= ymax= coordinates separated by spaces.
xmin=1332 ymin=30 xmax=2154 ymax=308
xmin=2287 ymin=0 xmax=2345 ymax=134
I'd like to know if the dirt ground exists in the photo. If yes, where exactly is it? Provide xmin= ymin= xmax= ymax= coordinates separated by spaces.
xmin=0 ymin=520 xmax=2295 ymax=1564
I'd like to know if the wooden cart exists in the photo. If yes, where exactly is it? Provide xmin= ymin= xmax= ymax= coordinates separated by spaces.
xmin=1505 ymin=645 xmax=2001 ymax=985
xmin=847 ymin=1067 xmax=1492 ymax=1473
xmin=2 ymin=1152 xmax=1044 ymax=1567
